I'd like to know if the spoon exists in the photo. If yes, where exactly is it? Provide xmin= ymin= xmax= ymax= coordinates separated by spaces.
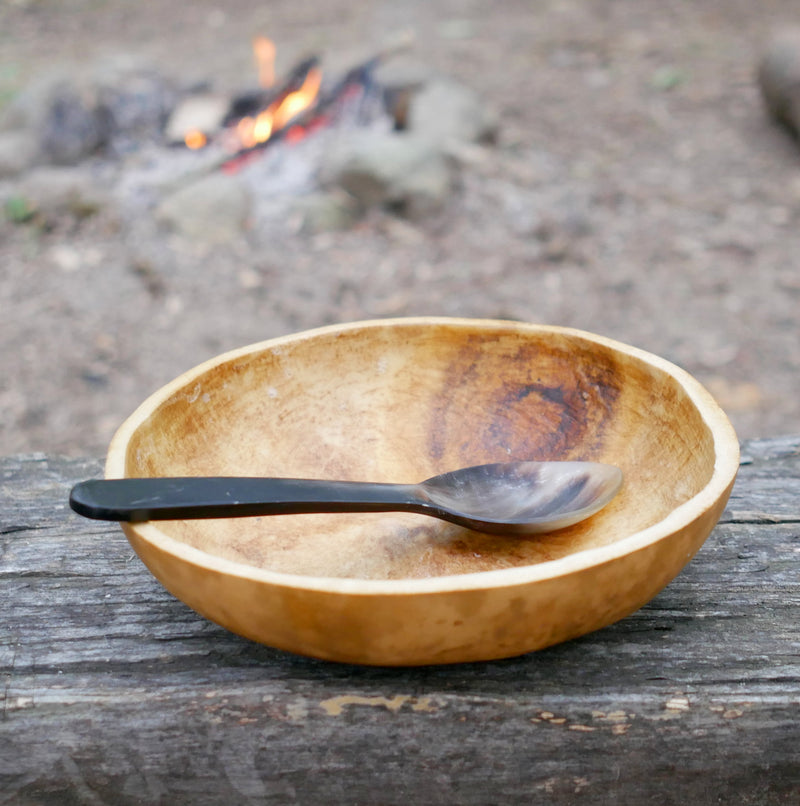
xmin=69 ymin=461 xmax=622 ymax=536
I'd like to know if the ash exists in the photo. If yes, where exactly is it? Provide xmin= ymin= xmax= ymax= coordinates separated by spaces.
xmin=114 ymin=80 xmax=392 ymax=227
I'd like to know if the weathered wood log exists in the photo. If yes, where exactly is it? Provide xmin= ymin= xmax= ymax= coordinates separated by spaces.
xmin=1 ymin=437 xmax=799 ymax=803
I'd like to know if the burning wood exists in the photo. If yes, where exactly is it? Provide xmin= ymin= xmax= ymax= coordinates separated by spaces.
xmin=222 ymin=57 xmax=322 ymax=148
xmin=221 ymin=57 xmax=314 ymax=129
xmin=172 ymin=31 xmax=415 ymax=175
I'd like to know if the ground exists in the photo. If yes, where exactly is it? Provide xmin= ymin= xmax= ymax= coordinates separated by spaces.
xmin=1 ymin=0 xmax=799 ymax=458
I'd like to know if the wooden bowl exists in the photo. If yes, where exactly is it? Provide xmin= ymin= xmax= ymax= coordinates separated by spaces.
xmin=107 ymin=318 xmax=739 ymax=665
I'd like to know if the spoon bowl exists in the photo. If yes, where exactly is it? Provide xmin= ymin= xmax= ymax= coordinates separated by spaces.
xmin=417 ymin=460 xmax=623 ymax=533
xmin=70 ymin=461 xmax=623 ymax=535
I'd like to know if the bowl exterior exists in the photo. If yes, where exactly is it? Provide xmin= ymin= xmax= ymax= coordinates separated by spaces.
xmin=122 ymin=477 xmax=732 ymax=665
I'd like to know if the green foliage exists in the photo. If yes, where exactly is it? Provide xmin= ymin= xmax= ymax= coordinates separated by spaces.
xmin=4 ymin=195 xmax=36 ymax=224
xmin=0 ymin=62 xmax=21 ymax=111
xmin=650 ymin=65 xmax=688 ymax=91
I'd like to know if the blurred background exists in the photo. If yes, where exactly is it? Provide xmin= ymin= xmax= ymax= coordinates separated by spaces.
xmin=1 ymin=0 xmax=799 ymax=457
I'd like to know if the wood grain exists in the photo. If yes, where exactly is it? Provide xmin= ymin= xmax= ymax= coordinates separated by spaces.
xmin=2 ymin=438 xmax=799 ymax=804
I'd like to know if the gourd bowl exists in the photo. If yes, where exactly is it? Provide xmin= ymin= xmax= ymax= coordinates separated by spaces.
xmin=105 ymin=317 xmax=740 ymax=665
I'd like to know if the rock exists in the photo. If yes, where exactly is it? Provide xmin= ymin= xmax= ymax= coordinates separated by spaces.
xmin=289 ymin=190 xmax=361 ymax=233
xmin=0 ymin=72 xmax=62 ymax=133
xmin=164 ymin=93 xmax=229 ymax=145
xmin=373 ymin=60 xmax=437 ymax=130
xmin=1 ymin=57 xmax=175 ymax=166
xmin=90 ymin=55 xmax=177 ymax=144
xmin=156 ymin=172 xmax=252 ymax=243
xmin=11 ymin=166 xmax=111 ymax=221
xmin=1 ymin=73 xmax=108 ymax=165
xmin=387 ymin=157 xmax=454 ymax=219
xmin=319 ymin=130 xmax=454 ymax=220
xmin=0 ymin=130 xmax=38 ymax=178
xmin=407 ymin=77 xmax=498 ymax=145
xmin=39 ymin=82 xmax=109 ymax=165
xmin=758 ymin=29 xmax=800 ymax=136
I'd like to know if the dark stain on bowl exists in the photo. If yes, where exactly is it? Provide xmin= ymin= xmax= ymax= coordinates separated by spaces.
xmin=429 ymin=330 xmax=622 ymax=465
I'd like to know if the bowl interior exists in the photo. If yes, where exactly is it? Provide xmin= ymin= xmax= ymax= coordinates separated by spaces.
xmin=114 ymin=320 xmax=720 ymax=580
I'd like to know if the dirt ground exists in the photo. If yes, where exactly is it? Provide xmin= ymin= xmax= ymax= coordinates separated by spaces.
xmin=1 ymin=0 xmax=799 ymax=458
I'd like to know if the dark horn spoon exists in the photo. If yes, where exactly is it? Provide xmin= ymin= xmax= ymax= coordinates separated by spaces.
xmin=69 ymin=461 xmax=622 ymax=536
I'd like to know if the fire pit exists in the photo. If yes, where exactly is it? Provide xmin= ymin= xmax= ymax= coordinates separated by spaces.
xmin=2 ymin=32 xmax=499 ymax=240
xmin=171 ymin=35 xmax=396 ymax=166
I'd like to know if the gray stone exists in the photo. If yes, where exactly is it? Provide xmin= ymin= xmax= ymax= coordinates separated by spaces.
xmin=0 ymin=130 xmax=39 ymax=178
xmin=1 ymin=56 xmax=175 ymax=166
xmin=289 ymin=190 xmax=361 ymax=233
xmin=373 ymin=60 xmax=438 ymax=130
xmin=388 ymin=156 xmax=454 ymax=220
xmin=319 ymin=130 xmax=454 ymax=220
xmin=0 ymin=72 xmax=108 ymax=165
xmin=407 ymin=77 xmax=498 ymax=145
xmin=758 ymin=29 xmax=800 ymax=136
xmin=39 ymin=83 xmax=109 ymax=165
xmin=0 ymin=72 xmax=63 ymax=133
xmin=12 ymin=166 xmax=111 ymax=220
xmin=90 ymin=55 xmax=177 ymax=142
xmin=156 ymin=172 xmax=252 ymax=243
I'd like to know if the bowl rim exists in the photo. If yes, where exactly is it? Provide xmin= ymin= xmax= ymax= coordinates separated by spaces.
xmin=106 ymin=317 xmax=740 ymax=595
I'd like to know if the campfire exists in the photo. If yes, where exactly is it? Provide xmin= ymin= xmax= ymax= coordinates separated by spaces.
xmin=170 ymin=33 xmax=413 ymax=173
xmin=3 ymin=31 xmax=498 ymax=239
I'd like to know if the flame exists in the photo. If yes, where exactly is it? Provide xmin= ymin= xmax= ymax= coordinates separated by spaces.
xmin=253 ymin=35 xmax=276 ymax=88
xmin=183 ymin=37 xmax=322 ymax=151
xmin=234 ymin=65 xmax=322 ymax=150
xmin=184 ymin=129 xmax=207 ymax=150
xmin=272 ymin=66 xmax=322 ymax=130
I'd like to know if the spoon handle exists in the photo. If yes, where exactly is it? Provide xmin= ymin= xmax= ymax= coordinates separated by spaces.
xmin=69 ymin=477 xmax=425 ymax=522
